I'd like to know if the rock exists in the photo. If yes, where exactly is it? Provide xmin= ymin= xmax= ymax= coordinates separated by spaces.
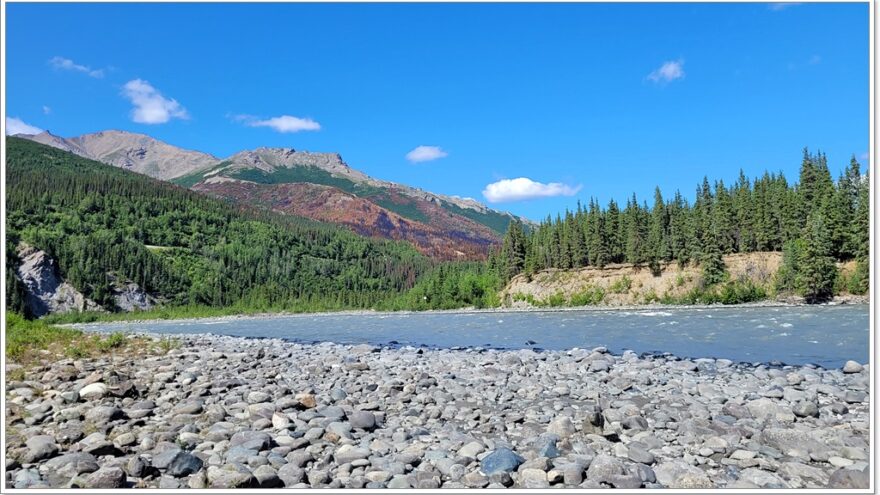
xmin=349 ymin=410 xmax=377 ymax=430
xmin=672 ymin=471 xmax=713 ymax=489
xmin=627 ymin=445 xmax=654 ymax=465
xmin=738 ymin=467 xmax=789 ymax=488
xmin=23 ymin=435 xmax=59 ymax=463
xmin=387 ymin=475 xmax=411 ymax=488
xmin=547 ymin=416 xmax=576 ymax=438
xmin=458 ymin=441 xmax=485 ymax=459
xmin=792 ymin=401 xmax=819 ymax=418
xmin=152 ymin=447 xmax=184 ymax=469
xmin=842 ymin=361 xmax=863 ymax=373
xmin=126 ymin=456 xmax=151 ymax=478
xmin=13 ymin=468 xmax=42 ymax=489
xmin=84 ymin=467 xmax=126 ymax=488
xmin=463 ymin=470 xmax=489 ymax=488
xmin=85 ymin=405 xmax=124 ymax=423
xmin=167 ymin=452 xmax=204 ymax=477
xmin=519 ymin=468 xmax=549 ymax=488
xmin=827 ymin=467 xmax=869 ymax=488
xmin=585 ymin=454 xmax=625 ymax=485
xmin=229 ymin=431 xmax=272 ymax=451
xmin=334 ymin=445 xmax=371 ymax=465
xmin=253 ymin=465 xmax=282 ymax=488
xmin=621 ymin=416 xmax=649 ymax=431
xmin=40 ymin=453 xmax=99 ymax=487
xmin=295 ymin=393 xmax=317 ymax=409
xmin=277 ymin=463 xmax=305 ymax=487
xmin=206 ymin=465 xmax=257 ymax=488
xmin=78 ymin=382 xmax=108 ymax=400
xmin=480 ymin=448 xmax=525 ymax=475
xmin=746 ymin=398 xmax=779 ymax=420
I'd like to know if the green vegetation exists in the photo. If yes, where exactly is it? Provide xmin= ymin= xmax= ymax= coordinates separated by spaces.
xmin=440 ymin=201 xmax=513 ymax=235
xmin=5 ymin=312 xmax=148 ymax=367
xmin=609 ymin=276 xmax=633 ymax=294
xmin=498 ymin=150 xmax=868 ymax=302
xmin=379 ymin=261 xmax=502 ymax=310
xmin=6 ymin=137 xmax=432 ymax=316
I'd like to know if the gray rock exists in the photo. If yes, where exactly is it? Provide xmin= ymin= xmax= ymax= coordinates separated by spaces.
xmin=84 ymin=467 xmax=126 ymax=488
xmin=792 ymin=401 xmax=819 ymax=418
xmin=167 ymin=452 xmax=204 ymax=477
xmin=349 ymin=410 xmax=377 ymax=430
xmin=827 ymin=467 xmax=869 ymax=488
xmin=206 ymin=465 xmax=257 ymax=488
xmin=480 ymin=448 xmax=525 ymax=475
xmin=23 ymin=435 xmax=59 ymax=463
xmin=842 ymin=361 xmax=864 ymax=373
xmin=40 ymin=452 xmax=99 ymax=487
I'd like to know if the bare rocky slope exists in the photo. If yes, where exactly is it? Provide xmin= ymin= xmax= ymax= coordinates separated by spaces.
xmin=18 ymin=130 xmax=219 ymax=180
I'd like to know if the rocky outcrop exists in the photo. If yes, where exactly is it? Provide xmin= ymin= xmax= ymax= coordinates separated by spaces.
xmin=110 ymin=280 xmax=156 ymax=312
xmin=14 ymin=244 xmax=102 ymax=317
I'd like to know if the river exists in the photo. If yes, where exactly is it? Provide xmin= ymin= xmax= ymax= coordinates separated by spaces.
xmin=78 ymin=304 xmax=869 ymax=368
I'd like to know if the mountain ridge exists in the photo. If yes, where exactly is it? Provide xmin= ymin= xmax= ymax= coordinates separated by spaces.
xmin=15 ymin=130 xmax=529 ymax=259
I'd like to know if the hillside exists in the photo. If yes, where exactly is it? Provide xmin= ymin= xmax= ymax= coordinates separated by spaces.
xmin=4 ymin=137 xmax=431 ymax=316
xmin=500 ymin=252 xmax=862 ymax=308
xmin=17 ymin=130 xmax=218 ymax=179
xmin=16 ymin=131 xmax=527 ymax=260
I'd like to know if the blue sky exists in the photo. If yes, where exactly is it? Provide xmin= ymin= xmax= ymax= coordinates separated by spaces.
xmin=5 ymin=3 xmax=870 ymax=221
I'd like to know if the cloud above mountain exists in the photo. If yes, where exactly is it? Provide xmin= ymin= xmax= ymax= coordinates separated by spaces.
xmin=482 ymin=177 xmax=581 ymax=203
xmin=5 ymin=117 xmax=43 ymax=135
xmin=234 ymin=114 xmax=321 ymax=133
xmin=122 ymin=79 xmax=189 ymax=124
xmin=406 ymin=145 xmax=448 ymax=163
xmin=49 ymin=56 xmax=104 ymax=78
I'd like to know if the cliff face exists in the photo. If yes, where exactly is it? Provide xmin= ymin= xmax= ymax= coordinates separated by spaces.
xmin=15 ymin=244 xmax=103 ymax=317
xmin=13 ymin=244 xmax=156 ymax=316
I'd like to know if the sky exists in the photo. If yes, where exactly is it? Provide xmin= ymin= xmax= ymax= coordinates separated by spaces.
xmin=4 ymin=2 xmax=870 ymax=221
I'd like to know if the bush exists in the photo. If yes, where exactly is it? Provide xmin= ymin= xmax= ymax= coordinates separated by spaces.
xmin=570 ymin=286 xmax=605 ymax=306
xmin=609 ymin=276 xmax=633 ymax=294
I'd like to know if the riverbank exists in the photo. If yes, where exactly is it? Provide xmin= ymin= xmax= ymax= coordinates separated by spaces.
xmin=5 ymin=332 xmax=869 ymax=489
xmin=57 ymin=295 xmax=870 ymax=329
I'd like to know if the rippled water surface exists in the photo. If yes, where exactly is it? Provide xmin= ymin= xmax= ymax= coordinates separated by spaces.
xmin=83 ymin=305 xmax=870 ymax=368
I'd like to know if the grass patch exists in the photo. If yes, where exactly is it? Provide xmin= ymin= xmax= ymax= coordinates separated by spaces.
xmin=609 ymin=276 xmax=633 ymax=294
xmin=5 ymin=312 xmax=155 ymax=369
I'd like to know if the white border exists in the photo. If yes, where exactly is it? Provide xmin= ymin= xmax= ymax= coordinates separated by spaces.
xmin=0 ymin=1 xmax=875 ymax=494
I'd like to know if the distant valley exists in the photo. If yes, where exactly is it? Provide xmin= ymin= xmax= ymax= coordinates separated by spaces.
xmin=17 ymin=130 xmax=527 ymax=260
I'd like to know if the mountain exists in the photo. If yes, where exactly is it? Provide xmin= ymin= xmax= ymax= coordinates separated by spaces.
xmin=5 ymin=137 xmax=430 ymax=315
xmin=16 ymin=130 xmax=218 ymax=180
xmin=179 ymin=147 xmax=518 ymax=260
xmin=20 ymin=131 xmax=529 ymax=260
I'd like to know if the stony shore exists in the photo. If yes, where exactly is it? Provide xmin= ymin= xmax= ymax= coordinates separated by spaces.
xmin=4 ymin=333 xmax=871 ymax=489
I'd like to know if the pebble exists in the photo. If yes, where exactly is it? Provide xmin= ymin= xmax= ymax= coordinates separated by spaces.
xmin=3 ymin=333 xmax=869 ymax=490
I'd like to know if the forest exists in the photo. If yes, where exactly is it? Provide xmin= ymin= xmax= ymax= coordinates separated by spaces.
xmin=5 ymin=138 xmax=432 ymax=317
xmin=5 ymin=138 xmax=870 ymax=319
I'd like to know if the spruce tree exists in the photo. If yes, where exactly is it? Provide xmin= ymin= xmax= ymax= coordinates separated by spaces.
xmin=798 ymin=213 xmax=837 ymax=303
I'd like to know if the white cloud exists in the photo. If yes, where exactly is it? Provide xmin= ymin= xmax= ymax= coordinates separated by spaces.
xmin=648 ymin=59 xmax=685 ymax=84
xmin=42 ymin=105 xmax=52 ymax=115
xmin=234 ymin=114 xmax=321 ymax=133
xmin=769 ymin=3 xmax=800 ymax=11
xmin=482 ymin=177 xmax=582 ymax=203
xmin=405 ymin=145 xmax=448 ymax=163
xmin=5 ymin=117 xmax=43 ymax=136
xmin=122 ymin=79 xmax=189 ymax=124
xmin=49 ymin=56 xmax=104 ymax=78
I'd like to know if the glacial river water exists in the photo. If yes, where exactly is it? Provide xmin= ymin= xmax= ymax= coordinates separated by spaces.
xmin=80 ymin=304 xmax=870 ymax=368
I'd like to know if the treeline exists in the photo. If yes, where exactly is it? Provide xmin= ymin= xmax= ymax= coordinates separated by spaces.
xmin=5 ymin=138 xmax=432 ymax=317
xmin=495 ymin=149 xmax=869 ymax=302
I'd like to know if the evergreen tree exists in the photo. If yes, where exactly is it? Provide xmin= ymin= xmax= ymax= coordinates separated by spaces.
xmin=798 ymin=213 xmax=837 ymax=303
